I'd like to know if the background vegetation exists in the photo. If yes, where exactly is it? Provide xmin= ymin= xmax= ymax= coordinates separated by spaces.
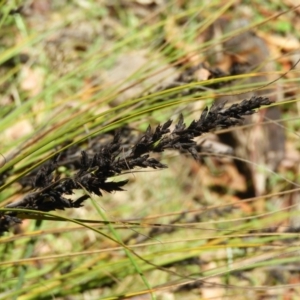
xmin=1 ymin=1 xmax=300 ymax=299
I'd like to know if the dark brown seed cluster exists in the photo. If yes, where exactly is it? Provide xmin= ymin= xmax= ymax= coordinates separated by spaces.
xmin=0 ymin=96 xmax=272 ymax=234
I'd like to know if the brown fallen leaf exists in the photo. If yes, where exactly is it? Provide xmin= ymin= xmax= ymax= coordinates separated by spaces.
xmin=257 ymin=32 xmax=300 ymax=52
xmin=4 ymin=119 xmax=33 ymax=141
xmin=20 ymin=66 xmax=45 ymax=97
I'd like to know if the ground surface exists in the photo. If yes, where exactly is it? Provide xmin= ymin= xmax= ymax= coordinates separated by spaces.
xmin=1 ymin=1 xmax=300 ymax=300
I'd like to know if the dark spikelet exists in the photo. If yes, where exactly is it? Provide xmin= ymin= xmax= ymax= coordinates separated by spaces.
xmin=33 ymin=158 xmax=58 ymax=188
xmin=0 ymin=214 xmax=22 ymax=234
xmin=1 ymin=96 xmax=271 ymax=233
